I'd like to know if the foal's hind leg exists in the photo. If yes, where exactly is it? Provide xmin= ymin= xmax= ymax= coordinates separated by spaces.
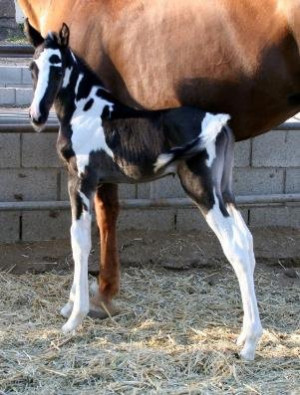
xmin=178 ymin=129 xmax=262 ymax=360
xmin=61 ymin=175 xmax=93 ymax=333
xmin=221 ymin=132 xmax=259 ymax=349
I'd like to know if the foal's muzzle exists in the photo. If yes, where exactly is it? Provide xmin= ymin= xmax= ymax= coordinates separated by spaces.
xmin=29 ymin=105 xmax=48 ymax=132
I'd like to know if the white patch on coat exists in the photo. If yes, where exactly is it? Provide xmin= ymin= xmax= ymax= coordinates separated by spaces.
xmin=30 ymin=48 xmax=62 ymax=120
xmin=63 ymin=67 xmax=72 ymax=88
xmin=201 ymin=113 xmax=230 ymax=167
xmin=70 ymin=86 xmax=114 ymax=175
xmin=74 ymin=73 xmax=83 ymax=96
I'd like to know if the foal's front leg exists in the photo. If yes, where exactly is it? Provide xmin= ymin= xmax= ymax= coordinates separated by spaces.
xmin=61 ymin=176 xmax=93 ymax=333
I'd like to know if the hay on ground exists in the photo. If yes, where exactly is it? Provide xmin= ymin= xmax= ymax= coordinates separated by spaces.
xmin=0 ymin=262 xmax=299 ymax=394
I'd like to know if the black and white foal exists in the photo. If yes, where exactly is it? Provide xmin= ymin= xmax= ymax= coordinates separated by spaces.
xmin=27 ymin=23 xmax=262 ymax=360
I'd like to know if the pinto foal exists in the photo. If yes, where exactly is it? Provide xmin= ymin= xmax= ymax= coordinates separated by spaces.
xmin=27 ymin=23 xmax=262 ymax=360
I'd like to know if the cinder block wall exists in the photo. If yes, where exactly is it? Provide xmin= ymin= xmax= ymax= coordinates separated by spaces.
xmin=0 ymin=127 xmax=299 ymax=243
xmin=0 ymin=0 xmax=18 ymax=37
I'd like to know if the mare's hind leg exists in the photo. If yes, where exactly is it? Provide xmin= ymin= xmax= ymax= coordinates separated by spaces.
xmin=61 ymin=175 xmax=93 ymax=333
xmin=178 ymin=128 xmax=262 ymax=360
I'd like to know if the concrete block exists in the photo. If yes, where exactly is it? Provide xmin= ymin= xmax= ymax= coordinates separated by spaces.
xmin=15 ymin=87 xmax=33 ymax=106
xmin=118 ymin=208 xmax=176 ymax=231
xmin=119 ymin=184 xmax=136 ymax=199
xmin=176 ymin=207 xmax=249 ymax=231
xmin=233 ymin=168 xmax=284 ymax=196
xmin=0 ymin=212 xmax=19 ymax=243
xmin=250 ymin=206 xmax=300 ymax=228
xmin=60 ymin=169 xmax=69 ymax=200
xmin=22 ymin=210 xmax=71 ymax=241
xmin=0 ymin=133 xmax=20 ymax=168
xmin=137 ymin=182 xmax=151 ymax=199
xmin=149 ymin=176 xmax=185 ymax=199
xmin=22 ymin=68 xmax=32 ymax=85
xmin=0 ymin=0 xmax=15 ymax=18
xmin=0 ymin=87 xmax=15 ymax=105
xmin=176 ymin=208 xmax=209 ymax=231
xmin=0 ymin=169 xmax=58 ymax=201
xmin=286 ymin=169 xmax=300 ymax=193
xmin=234 ymin=140 xmax=251 ymax=168
xmin=0 ymin=66 xmax=22 ymax=86
xmin=252 ymin=131 xmax=300 ymax=168
xmin=22 ymin=133 xmax=61 ymax=168
xmin=0 ymin=18 xmax=18 ymax=29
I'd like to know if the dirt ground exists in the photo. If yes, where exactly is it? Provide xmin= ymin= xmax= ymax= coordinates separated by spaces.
xmin=0 ymin=228 xmax=299 ymax=275
xmin=0 ymin=228 xmax=299 ymax=394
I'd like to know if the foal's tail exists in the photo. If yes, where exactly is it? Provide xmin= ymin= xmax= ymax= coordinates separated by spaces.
xmin=154 ymin=113 xmax=231 ymax=173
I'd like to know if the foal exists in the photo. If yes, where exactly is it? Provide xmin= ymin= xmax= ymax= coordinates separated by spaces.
xmin=27 ymin=24 xmax=262 ymax=360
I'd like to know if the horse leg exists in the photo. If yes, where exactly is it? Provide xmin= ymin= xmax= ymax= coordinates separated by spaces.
xmin=178 ymin=128 xmax=262 ymax=360
xmin=89 ymin=183 xmax=120 ymax=318
xmin=61 ymin=175 xmax=93 ymax=333
xmin=221 ymin=131 xmax=259 ymax=349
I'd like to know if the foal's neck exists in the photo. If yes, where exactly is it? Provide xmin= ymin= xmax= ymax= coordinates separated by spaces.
xmin=54 ymin=48 xmax=110 ymax=124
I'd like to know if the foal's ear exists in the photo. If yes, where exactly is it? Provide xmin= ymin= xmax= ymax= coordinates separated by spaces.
xmin=24 ymin=18 xmax=44 ymax=47
xmin=59 ymin=23 xmax=70 ymax=47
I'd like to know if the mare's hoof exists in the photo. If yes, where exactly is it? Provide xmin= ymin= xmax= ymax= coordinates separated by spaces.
xmin=88 ymin=299 xmax=119 ymax=319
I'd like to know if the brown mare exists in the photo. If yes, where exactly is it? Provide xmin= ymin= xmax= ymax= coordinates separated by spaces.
xmin=18 ymin=0 xmax=300 ymax=357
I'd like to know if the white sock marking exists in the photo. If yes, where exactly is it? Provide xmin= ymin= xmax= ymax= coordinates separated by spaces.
xmin=204 ymin=189 xmax=262 ymax=360
xmin=62 ymin=207 xmax=92 ymax=333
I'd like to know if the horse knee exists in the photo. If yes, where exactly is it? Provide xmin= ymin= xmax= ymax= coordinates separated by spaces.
xmin=70 ymin=215 xmax=92 ymax=255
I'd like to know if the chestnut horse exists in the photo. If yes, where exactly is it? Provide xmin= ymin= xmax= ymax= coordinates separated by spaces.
xmin=18 ymin=0 xmax=300 ymax=358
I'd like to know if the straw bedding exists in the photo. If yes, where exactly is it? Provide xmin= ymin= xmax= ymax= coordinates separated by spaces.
xmin=0 ymin=261 xmax=299 ymax=394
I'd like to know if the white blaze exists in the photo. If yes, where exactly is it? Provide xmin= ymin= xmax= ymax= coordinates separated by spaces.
xmin=30 ymin=48 xmax=62 ymax=120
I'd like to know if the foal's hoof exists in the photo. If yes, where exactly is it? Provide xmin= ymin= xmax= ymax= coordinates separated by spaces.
xmin=236 ymin=331 xmax=247 ymax=347
xmin=239 ymin=348 xmax=255 ymax=361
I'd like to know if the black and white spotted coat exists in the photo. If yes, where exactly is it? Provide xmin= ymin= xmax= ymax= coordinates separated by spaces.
xmin=28 ymin=29 xmax=263 ymax=362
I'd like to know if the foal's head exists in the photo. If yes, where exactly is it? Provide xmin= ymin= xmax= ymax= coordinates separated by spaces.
xmin=25 ymin=20 xmax=70 ymax=131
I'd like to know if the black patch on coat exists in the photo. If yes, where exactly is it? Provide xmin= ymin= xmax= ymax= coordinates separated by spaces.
xmin=178 ymin=130 xmax=230 ymax=217
xmin=83 ymin=98 xmax=94 ymax=111
xmin=76 ymin=74 xmax=93 ymax=101
xmin=49 ymin=54 xmax=61 ymax=64
xmin=75 ymin=192 xmax=83 ymax=220
xmin=57 ymin=124 xmax=75 ymax=163
xmin=288 ymin=93 xmax=300 ymax=106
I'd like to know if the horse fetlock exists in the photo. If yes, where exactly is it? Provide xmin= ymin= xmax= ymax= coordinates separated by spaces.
xmin=62 ymin=309 xmax=89 ymax=333
xmin=237 ymin=323 xmax=263 ymax=360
